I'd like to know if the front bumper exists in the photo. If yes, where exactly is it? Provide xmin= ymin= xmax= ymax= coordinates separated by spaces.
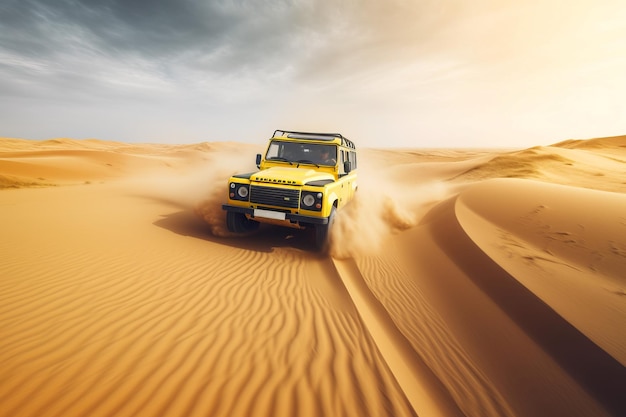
xmin=222 ymin=204 xmax=329 ymax=225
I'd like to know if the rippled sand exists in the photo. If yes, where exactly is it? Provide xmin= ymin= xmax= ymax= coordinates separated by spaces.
xmin=1 ymin=136 xmax=625 ymax=417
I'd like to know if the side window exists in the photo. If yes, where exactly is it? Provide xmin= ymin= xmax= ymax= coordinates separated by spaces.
xmin=266 ymin=143 xmax=280 ymax=159
xmin=339 ymin=150 xmax=347 ymax=175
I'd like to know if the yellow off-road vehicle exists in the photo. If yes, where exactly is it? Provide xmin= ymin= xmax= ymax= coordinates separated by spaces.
xmin=222 ymin=130 xmax=358 ymax=250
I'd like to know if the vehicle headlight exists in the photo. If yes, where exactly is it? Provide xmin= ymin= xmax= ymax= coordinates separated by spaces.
xmin=301 ymin=192 xmax=323 ymax=210
xmin=237 ymin=185 xmax=249 ymax=198
xmin=230 ymin=182 xmax=250 ymax=200
xmin=302 ymin=194 xmax=315 ymax=207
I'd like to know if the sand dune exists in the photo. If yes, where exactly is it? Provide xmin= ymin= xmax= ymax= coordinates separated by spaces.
xmin=1 ymin=136 xmax=625 ymax=417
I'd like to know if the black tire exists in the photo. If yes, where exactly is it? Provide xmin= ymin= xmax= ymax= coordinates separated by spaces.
xmin=315 ymin=206 xmax=336 ymax=252
xmin=226 ymin=211 xmax=260 ymax=233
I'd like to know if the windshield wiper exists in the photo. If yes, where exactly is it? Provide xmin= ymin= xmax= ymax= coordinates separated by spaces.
xmin=267 ymin=157 xmax=293 ymax=165
xmin=295 ymin=159 xmax=320 ymax=168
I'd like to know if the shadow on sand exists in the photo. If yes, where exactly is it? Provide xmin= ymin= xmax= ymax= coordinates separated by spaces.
xmin=153 ymin=208 xmax=320 ymax=254
xmin=426 ymin=197 xmax=626 ymax=416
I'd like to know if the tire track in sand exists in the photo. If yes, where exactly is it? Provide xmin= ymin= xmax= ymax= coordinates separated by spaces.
xmin=330 ymin=257 xmax=464 ymax=417
xmin=353 ymin=254 xmax=516 ymax=417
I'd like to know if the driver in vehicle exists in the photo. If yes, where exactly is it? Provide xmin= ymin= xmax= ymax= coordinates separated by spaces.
xmin=318 ymin=148 xmax=336 ymax=165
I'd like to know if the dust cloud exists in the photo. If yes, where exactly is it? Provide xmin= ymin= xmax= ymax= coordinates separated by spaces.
xmin=330 ymin=170 xmax=454 ymax=259
xmin=123 ymin=147 xmax=260 ymax=237
xmin=126 ymin=148 xmax=456 ymax=250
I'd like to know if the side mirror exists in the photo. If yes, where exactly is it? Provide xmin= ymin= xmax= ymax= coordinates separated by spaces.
xmin=343 ymin=160 xmax=352 ymax=174
xmin=256 ymin=154 xmax=262 ymax=168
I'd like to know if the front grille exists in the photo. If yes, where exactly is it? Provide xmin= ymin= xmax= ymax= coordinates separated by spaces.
xmin=250 ymin=185 xmax=300 ymax=209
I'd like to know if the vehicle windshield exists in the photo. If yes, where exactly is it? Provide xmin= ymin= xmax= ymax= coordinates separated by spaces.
xmin=265 ymin=141 xmax=337 ymax=166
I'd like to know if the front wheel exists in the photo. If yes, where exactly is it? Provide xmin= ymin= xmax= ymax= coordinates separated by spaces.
xmin=314 ymin=206 xmax=336 ymax=252
xmin=226 ymin=211 xmax=260 ymax=233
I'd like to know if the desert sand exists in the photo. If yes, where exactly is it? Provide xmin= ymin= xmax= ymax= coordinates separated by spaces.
xmin=1 ymin=135 xmax=625 ymax=417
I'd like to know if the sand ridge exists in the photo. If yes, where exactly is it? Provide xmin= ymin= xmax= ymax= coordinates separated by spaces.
xmin=1 ymin=136 xmax=626 ymax=417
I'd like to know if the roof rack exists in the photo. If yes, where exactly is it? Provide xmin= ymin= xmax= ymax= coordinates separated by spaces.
xmin=272 ymin=130 xmax=355 ymax=149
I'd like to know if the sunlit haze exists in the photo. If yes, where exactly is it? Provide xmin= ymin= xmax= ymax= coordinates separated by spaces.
xmin=1 ymin=0 xmax=625 ymax=147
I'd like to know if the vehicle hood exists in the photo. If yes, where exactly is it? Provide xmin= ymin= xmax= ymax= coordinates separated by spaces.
xmin=251 ymin=167 xmax=334 ymax=186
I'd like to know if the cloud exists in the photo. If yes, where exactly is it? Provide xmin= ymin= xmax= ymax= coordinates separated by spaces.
xmin=0 ymin=0 xmax=445 ymax=91
xmin=1 ymin=0 xmax=625 ymax=146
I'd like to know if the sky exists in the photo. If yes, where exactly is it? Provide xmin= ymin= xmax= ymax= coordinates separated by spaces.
xmin=1 ymin=0 xmax=625 ymax=148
